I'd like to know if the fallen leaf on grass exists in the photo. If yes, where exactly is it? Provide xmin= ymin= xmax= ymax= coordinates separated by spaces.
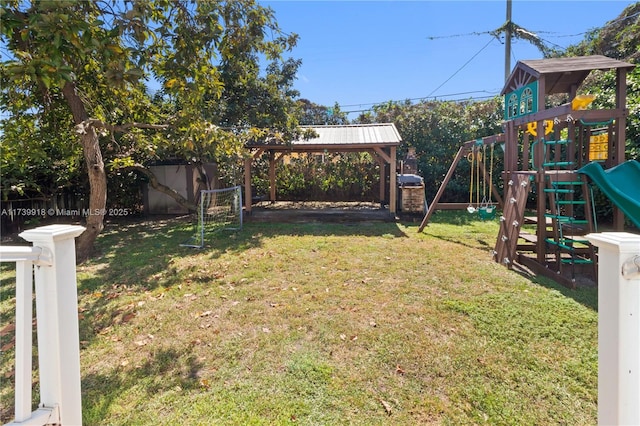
xmin=378 ymin=398 xmax=392 ymax=415
xmin=121 ymin=312 xmax=136 ymax=324
xmin=199 ymin=310 xmax=213 ymax=317
xmin=98 ymin=326 xmax=113 ymax=335
xmin=1 ymin=340 xmax=15 ymax=351
xmin=396 ymin=365 xmax=405 ymax=375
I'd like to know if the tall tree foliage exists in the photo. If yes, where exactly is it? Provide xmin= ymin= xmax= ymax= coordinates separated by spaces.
xmin=562 ymin=2 xmax=640 ymax=159
xmin=367 ymin=98 xmax=503 ymax=203
xmin=1 ymin=0 xmax=301 ymax=260
xmin=296 ymin=99 xmax=348 ymax=125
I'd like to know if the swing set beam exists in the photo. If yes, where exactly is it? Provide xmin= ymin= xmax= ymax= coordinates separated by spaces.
xmin=418 ymin=134 xmax=505 ymax=232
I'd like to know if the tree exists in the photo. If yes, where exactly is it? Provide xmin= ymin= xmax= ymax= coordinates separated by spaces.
xmin=296 ymin=99 xmax=348 ymax=125
xmin=1 ymin=0 xmax=300 ymax=260
xmin=367 ymin=98 xmax=503 ymax=203
xmin=560 ymin=2 xmax=639 ymax=159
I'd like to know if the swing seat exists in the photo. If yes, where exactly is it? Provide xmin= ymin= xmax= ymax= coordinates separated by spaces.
xmin=478 ymin=205 xmax=496 ymax=220
xmin=467 ymin=205 xmax=477 ymax=214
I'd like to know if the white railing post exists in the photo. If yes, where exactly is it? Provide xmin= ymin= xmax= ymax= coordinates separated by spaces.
xmin=18 ymin=225 xmax=85 ymax=426
xmin=14 ymin=258 xmax=33 ymax=422
xmin=586 ymin=232 xmax=640 ymax=425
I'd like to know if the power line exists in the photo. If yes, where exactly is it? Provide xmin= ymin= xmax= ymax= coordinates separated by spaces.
xmin=340 ymin=93 xmax=499 ymax=116
xmin=426 ymin=37 xmax=496 ymax=98
xmin=338 ymin=90 xmax=498 ymax=109
xmin=425 ymin=9 xmax=640 ymax=43
xmin=426 ymin=30 xmax=494 ymax=40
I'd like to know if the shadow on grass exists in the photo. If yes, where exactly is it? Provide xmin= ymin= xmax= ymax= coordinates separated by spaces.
xmin=415 ymin=210 xmax=500 ymax=252
xmin=76 ymin=216 xmax=408 ymax=339
xmin=532 ymin=275 xmax=598 ymax=311
xmin=82 ymin=346 xmax=205 ymax=423
xmin=508 ymin=263 xmax=598 ymax=312
xmin=82 ymin=217 xmax=409 ymax=292
xmin=420 ymin=230 xmax=496 ymax=252
xmin=423 ymin=210 xmax=599 ymax=311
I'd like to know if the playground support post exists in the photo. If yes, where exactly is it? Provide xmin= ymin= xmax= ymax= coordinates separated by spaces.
xmin=586 ymin=232 xmax=640 ymax=425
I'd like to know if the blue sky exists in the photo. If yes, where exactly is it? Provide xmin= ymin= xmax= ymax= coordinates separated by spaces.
xmin=262 ymin=0 xmax=637 ymax=117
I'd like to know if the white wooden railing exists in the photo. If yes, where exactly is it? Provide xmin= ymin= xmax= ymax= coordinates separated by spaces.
xmin=586 ymin=232 xmax=640 ymax=425
xmin=1 ymin=225 xmax=85 ymax=426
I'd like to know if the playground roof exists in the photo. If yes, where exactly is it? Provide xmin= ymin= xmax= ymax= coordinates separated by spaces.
xmin=247 ymin=123 xmax=402 ymax=152
xmin=501 ymin=55 xmax=636 ymax=96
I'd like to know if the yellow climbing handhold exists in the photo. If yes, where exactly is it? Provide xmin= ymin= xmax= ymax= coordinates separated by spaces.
xmin=526 ymin=120 xmax=553 ymax=136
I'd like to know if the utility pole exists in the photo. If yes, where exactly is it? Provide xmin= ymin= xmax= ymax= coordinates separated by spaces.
xmin=505 ymin=0 xmax=512 ymax=82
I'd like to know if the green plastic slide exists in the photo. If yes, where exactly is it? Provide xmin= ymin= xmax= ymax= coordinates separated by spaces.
xmin=578 ymin=160 xmax=640 ymax=229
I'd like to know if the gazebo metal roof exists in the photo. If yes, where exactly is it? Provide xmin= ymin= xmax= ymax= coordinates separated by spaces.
xmin=246 ymin=123 xmax=402 ymax=152
xmin=292 ymin=123 xmax=401 ymax=149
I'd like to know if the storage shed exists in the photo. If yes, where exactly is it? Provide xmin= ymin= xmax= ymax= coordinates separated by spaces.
xmin=143 ymin=162 xmax=217 ymax=214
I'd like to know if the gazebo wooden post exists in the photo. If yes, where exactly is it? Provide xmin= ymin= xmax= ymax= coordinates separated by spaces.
xmin=269 ymin=150 xmax=276 ymax=203
xmin=389 ymin=146 xmax=397 ymax=214
xmin=373 ymin=146 xmax=396 ymax=214
xmin=369 ymin=149 xmax=386 ymax=206
xmin=244 ymin=156 xmax=252 ymax=214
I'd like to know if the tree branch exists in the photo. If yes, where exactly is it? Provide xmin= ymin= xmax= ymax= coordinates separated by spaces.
xmin=75 ymin=118 xmax=170 ymax=134
xmin=126 ymin=163 xmax=198 ymax=211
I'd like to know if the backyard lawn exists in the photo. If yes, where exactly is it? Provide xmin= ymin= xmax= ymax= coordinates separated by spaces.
xmin=1 ymin=212 xmax=598 ymax=425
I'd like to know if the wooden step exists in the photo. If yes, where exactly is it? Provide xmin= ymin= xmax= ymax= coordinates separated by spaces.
xmin=524 ymin=216 xmax=552 ymax=225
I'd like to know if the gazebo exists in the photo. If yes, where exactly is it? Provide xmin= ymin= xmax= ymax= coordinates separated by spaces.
xmin=243 ymin=123 xmax=402 ymax=214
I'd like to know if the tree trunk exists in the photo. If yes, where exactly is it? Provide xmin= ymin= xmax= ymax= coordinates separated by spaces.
xmin=62 ymin=82 xmax=107 ymax=262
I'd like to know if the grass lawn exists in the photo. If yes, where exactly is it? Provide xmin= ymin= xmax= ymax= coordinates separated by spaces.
xmin=1 ymin=211 xmax=598 ymax=425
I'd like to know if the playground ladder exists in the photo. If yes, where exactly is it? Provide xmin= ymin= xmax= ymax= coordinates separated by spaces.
xmin=542 ymin=139 xmax=597 ymax=279
xmin=493 ymin=172 xmax=532 ymax=266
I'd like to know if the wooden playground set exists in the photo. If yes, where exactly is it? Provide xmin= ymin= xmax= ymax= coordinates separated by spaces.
xmin=418 ymin=55 xmax=638 ymax=288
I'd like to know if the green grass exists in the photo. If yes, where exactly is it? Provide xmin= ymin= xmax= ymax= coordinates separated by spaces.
xmin=0 ymin=212 xmax=598 ymax=425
